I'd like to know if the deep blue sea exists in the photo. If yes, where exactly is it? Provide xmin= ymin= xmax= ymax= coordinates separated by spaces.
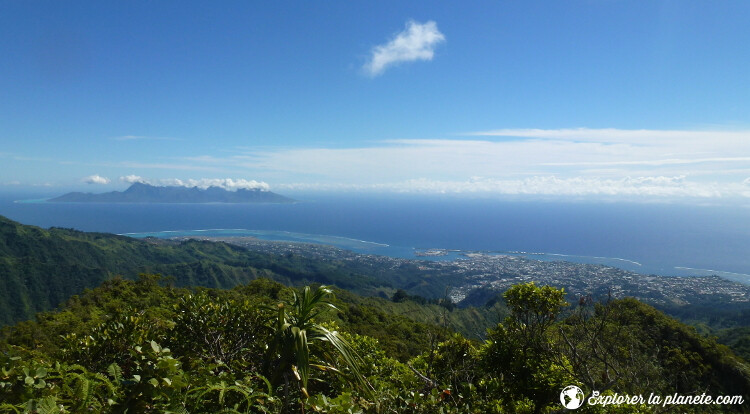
xmin=2 ymin=191 xmax=750 ymax=283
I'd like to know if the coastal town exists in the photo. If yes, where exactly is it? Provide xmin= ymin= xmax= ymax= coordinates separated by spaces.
xmin=170 ymin=235 xmax=750 ymax=308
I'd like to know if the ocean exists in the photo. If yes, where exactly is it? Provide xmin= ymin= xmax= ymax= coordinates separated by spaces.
xmin=2 ymin=191 xmax=749 ymax=282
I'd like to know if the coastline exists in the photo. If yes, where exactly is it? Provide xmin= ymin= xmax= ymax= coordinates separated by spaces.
xmin=121 ymin=228 xmax=749 ymax=283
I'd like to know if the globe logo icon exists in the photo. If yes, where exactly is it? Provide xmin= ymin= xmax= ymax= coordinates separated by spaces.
xmin=560 ymin=385 xmax=585 ymax=409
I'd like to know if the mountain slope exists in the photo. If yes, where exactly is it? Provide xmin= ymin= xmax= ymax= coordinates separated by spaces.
xmin=0 ymin=215 xmax=386 ymax=325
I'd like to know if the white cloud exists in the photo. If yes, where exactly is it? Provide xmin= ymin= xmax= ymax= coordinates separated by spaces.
xmin=363 ymin=20 xmax=445 ymax=76
xmin=120 ymin=175 xmax=145 ymax=184
xmin=212 ymin=127 xmax=750 ymax=199
xmin=83 ymin=175 xmax=111 ymax=184
xmin=109 ymin=127 xmax=750 ymax=200
xmin=468 ymin=127 xmax=750 ymax=146
xmin=119 ymin=176 xmax=269 ymax=191
xmin=470 ymin=127 xmax=733 ymax=139
xmin=543 ymin=157 xmax=750 ymax=167
xmin=278 ymin=176 xmax=750 ymax=198
xmin=231 ymin=137 xmax=741 ymax=181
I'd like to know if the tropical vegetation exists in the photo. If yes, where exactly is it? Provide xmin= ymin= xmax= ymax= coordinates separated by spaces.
xmin=1 ymin=276 xmax=748 ymax=413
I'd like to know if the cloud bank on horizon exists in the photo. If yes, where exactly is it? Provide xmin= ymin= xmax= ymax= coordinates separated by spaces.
xmin=363 ymin=20 xmax=445 ymax=77
xmin=118 ymin=175 xmax=270 ymax=192
xmin=49 ymin=127 xmax=750 ymax=200
xmin=149 ymin=127 xmax=750 ymax=200
xmin=276 ymin=176 xmax=749 ymax=199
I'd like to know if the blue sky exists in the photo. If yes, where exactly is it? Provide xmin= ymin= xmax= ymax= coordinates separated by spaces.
xmin=1 ymin=1 xmax=750 ymax=199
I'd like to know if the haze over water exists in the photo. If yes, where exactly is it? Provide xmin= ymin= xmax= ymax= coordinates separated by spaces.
xmin=2 ymin=192 xmax=749 ymax=282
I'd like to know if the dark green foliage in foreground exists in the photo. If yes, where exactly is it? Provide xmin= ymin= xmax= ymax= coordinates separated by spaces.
xmin=2 ymin=278 xmax=749 ymax=413
xmin=482 ymin=283 xmax=571 ymax=410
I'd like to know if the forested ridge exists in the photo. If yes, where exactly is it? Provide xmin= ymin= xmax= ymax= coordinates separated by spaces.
xmin=0 ymin=215 xmax=402 ymax=326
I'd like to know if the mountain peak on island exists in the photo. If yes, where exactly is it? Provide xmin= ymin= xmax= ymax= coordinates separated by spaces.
xmin=49 ymin=183 xmax=295 ymax=204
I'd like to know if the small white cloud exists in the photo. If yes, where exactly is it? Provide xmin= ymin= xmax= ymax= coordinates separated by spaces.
xmin=118 ymin=176 xmax=270 ymax=191
xmin=120 ymin=174 xmax=146 ymax=184
xmin=363 ymin=20 xmax=445 ymax=77
xmin=83 ymin=175 xmax=111 ymax=185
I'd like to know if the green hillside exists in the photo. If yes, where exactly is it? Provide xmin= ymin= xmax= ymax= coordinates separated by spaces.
xmin=0 ymin=215 xmax=394 ymax=325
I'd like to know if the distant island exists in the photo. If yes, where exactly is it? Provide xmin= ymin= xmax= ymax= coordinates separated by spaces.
xmin=49 ymin=182 xmax=295 ymax=204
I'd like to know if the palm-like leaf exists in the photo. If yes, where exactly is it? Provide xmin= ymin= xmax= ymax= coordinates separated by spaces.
xmin=264 ymin=286 xmax=372 ymax=399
